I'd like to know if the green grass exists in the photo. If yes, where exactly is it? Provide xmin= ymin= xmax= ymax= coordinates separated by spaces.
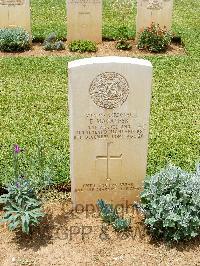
xmin=31 ymin=0 xmax=67 ymax=42
xmin=0 ymin=0 xmax=200 ymax=185
xmin=0 ymin=57 xmax=69 ymax=184
xmin=148 ymin=56 xmax=200 ymax=173
xmin=31 ymin=0 xmax=136 ymax=41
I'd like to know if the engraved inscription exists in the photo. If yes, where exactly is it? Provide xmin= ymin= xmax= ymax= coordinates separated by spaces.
xmin=73 ymin=112 xmax=146 ymax=141
xmin=0 ymin=0 xmax=24 ymax=5
xmin=69 ymin=0 xmax=101 ymax=4
xmin=143 ymin=0 xmax=171 ymax=10
xmin=79 ymin=11 xmax=90 ymax=14
xmin=90 ymin=72 xmax=130 ymax=109
xmin=75 ymin=183 xmax=141 ymax=193
xmin=147 ymin=0 xmax=163 ymax=10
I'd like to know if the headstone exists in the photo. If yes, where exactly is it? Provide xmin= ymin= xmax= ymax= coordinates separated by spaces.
xmin=68 ymin=57 xmax=153 ymax=207
xmin=136 ymin=0 xmax=173 ymax=35
xmin=67 ymin=0 xmax=102 ymax=43
xmin=0 ymin=0 xmax=31 ymax=35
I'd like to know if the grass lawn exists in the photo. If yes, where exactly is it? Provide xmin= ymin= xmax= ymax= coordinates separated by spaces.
xmin=31 ymin=0 xmax=136 ymax=41
xmin=0 ymin=0 xmax=200 ymax=185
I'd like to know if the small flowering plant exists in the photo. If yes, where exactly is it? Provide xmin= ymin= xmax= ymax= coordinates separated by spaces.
xmin=137 ymin=23 xmax=172 ymax=52
xmin=13 ymin=144 xmax=24 ymax=179
xmin=14 ymin=144 xmax=22 ymax=154
xmin=0 ymin=145 xmax=44 ymax=234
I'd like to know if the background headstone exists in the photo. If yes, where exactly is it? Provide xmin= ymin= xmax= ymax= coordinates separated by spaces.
xmin=136 ymin=0 xmax=174 ymax=35
xmin=0 ymin=0 xmax=31 ymax=35
xmin=68 ymin=57 xmax=153 ymax=207
xmin=67 ymin=0 xmax=102 ymax=43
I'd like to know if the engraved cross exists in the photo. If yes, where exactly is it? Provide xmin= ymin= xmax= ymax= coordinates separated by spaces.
xmin=96 ymin=142 xmax=122 ymax=181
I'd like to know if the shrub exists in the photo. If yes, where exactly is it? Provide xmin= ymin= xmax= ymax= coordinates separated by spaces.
xmin=0 ymin=177 xmax=44 ymax=234
xmin=43 ymin=32 xmax=65 ymax=51
xmin=68 ymin=40 xmax=97 ymax=53
xmin=0 ymin=27 xmax=30 ymax=52
xmin=140 ymin=164 xmax=200 ymax=241
xmin=97 ymin=199 xmax=131 ymax=232
xmin=137 ymin=23 xmax=172 ymax=52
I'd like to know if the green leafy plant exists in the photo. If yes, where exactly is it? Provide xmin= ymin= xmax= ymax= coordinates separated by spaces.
xmin=112 ymin=217 xmax=131 ymax=232
xmin=97 ymin=199 xmax=118 ymax=223
xmin=137 ymin=23 xmax=172 ymax=52
xmin=0 ymin=27 xmax=30 ymax=52
xmin=68 ymin=40 xmax=97 ymax=53
xmin=97 ymin=199 xmax=131 ymax=231
xmin=0 ymin=176 xmax=44 ymax=234
xmin=140 ymin=164 xmax=200 ymax=241
xmin=43 ymin=32 xmax=65 ymax=51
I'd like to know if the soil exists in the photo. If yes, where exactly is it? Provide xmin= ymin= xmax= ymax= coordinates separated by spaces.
xmin=0 ymin=40 xmax=185 ymax=58
xmin=0 ymin=194 xmax=199 ymax=266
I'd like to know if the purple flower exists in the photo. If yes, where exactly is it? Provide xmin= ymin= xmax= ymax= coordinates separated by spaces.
xmin=14 ymin=144 xmax=21 ymax=154
xmin=16 ymin=182 xmax=20 ymax=188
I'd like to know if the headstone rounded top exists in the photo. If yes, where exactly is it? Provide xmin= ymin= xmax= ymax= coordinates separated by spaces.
xmin=68 ymin=57 xmax=152 ymax=69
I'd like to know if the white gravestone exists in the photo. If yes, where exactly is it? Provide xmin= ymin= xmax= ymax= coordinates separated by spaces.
xmin=0 ymin=0 xmax=31 ymax=35
xmin=136 ymin=0 xmax=174 ymax=35
xmin=68 ymin=57 xmax=153 ymax=207
xmin=67 ymin=0 xmax=102 ymax=43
